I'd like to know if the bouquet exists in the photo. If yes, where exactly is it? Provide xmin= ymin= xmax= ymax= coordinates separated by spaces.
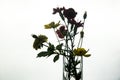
xmin=32 ymin=7 xmax=91 ymax=80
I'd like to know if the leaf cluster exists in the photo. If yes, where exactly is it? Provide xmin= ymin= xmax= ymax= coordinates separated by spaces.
xmin=37 ymin=43 xmax=63 ymax=62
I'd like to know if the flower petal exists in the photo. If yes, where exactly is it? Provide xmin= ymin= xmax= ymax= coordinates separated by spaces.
xmin=83 ymin=54 xmax=91 ymax=57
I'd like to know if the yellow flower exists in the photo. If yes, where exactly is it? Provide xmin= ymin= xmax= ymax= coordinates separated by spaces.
xmin=33 ymin=34 xmax=48 ymax=50
xmin=73 ymin=48 xmax=91 ymax=57
xmin=38 ymin=34 xmax=48 ymax=42
xmin=44 ymin=21 xmax=60 ymax=29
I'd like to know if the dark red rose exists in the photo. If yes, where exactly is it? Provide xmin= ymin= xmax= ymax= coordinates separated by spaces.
xmin=63 ymin=8 xmax=77 ymax=19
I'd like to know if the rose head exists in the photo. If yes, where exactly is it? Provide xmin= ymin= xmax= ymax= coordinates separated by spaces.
xmin=63 ymin=8 xmax=77 ymax=19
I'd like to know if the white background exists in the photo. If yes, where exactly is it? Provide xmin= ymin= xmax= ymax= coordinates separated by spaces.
xmin=0 ymin=0 xmax=120 ymax=80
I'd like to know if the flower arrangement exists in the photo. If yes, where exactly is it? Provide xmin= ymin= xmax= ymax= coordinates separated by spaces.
xmin=32 ymin=7 xmax=91 ymax=80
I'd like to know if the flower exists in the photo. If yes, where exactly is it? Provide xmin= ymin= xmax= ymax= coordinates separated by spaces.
xmin=83 ymin=54 xmax=91 ymax=57
xmin=56 ymin=26 xmax=67 ymax=38
xmin=63 ymin=8 xmax=77 ymax=19
xmin=44 ymin=21 xmax=60 ymax=29
xmin=53 ymin=7 xmax=64 ymax=14
xmin=75 ymin=21 xmax=83 ymax=27
xmin=33 ymin=34 xmax=48 ymax=50
xmin=68 ymin=19 xmax=83 ymax=27
xmin=73 ymin=48 xmax=90 ymax=57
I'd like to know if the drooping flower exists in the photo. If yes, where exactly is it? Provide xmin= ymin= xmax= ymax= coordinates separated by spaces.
xmin=32 ymin=34 xmax=48 ymax=50
xmin=73 ymin=48 xmax=91 ymax=57
xmin=75 ymin=21 xmax=83 ymax=27
xmin=63 ymin=8 xmax=77 ymax=19
xmin=68 ymin=19 xmax=83 ymax=27
xmin=56 ymin=26 xmax=67 ymax=38
xmin=44 ymin=21 xmax=60 ymax=29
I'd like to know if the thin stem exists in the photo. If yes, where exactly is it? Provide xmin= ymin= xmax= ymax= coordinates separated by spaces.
xmin=80 ymin=19 xmax=86 ymax=80
xmin=80 ymin=38 xmax=83 ymax=48
xmin=77 ymin=38 xmax=82 ymax=48
xmin=53 ymin=28 xmax=60 ymax=44
xmin=81 ymin=56 xmax=83 ymax=80
xmin=43 ymin=43 xmax=49 ymax=47
xmin=82 ymin=19 xmax=85 ymax=31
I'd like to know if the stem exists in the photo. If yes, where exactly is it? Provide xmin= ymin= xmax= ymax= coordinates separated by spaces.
xmin=43 ymin=43 xmax=49 ymax=47
xmin=80 ymin=19 xmax=86 ymax=80
xmin=71 ymin=55 xmax=78 ymax=80
xmin=77 ymin=38 xmax=82 ymax=48
xmin=81 ymin=56 xmax=83 ymax=80
xmin=53 ymin=28 xmax=60 ymax=44
xmin=80 ymin=38 xmax=83 ymax=48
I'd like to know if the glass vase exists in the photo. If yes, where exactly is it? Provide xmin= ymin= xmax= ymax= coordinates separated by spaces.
xmin=63 ymin=55 xmax=83 ymax=80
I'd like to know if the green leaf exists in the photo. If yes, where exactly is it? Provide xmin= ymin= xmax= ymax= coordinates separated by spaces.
xmin=47 ymin=43 xmax=55 ymax=56
xmin=56 ymin=43 xmax=63 ymax=51
xmin=48 ymin=43 xmax=55 ymax=51
xmin=83 ymin=11 xmax=87 ymax=19
xmin=53 ymin=54 xmax=59 ymax=62
xmin=37 ymin=51 xmax=48 ymax=57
